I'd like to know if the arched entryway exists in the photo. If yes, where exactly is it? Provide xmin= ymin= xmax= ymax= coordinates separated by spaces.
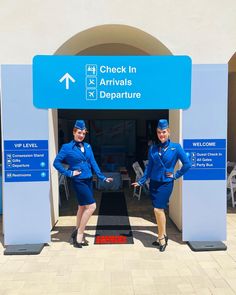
xmin=49 ymin=24 xmax=182 ymax=230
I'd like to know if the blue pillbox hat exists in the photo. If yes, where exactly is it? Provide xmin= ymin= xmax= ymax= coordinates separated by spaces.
xmin=74 ymin=120 xmax=86 ymax=130
xmin=157 ymin=119 xmax=169 ymax=130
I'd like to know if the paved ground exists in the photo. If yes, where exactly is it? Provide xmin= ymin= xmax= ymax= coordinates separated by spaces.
xmin=0 ymin=188 xmax=236 ymax=295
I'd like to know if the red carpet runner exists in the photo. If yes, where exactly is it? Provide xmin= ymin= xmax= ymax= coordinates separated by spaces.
xmin=94 ymin=192 xmax=134 ymax=244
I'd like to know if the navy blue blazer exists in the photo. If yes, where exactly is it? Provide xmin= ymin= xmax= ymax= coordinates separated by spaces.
xmin=53 ymin=140 xmax=106 ymax=181
xmin=138 ymin=140 xmax=191 ymax=185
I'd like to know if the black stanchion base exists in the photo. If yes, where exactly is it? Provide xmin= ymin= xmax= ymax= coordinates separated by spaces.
xmin=187 ymin=241 xmax=227 ymax=252
xmin=4 ymin=243 xmax=45 ymax=255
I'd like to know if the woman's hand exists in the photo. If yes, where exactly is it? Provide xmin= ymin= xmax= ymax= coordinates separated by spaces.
xmin=73 ymin=170 xmax=82 ymax=176
xmin=166 ymin=172 xmax=174 ymax=178
xmin=105 ymin=178 xmax=113 ymax=183
xmin=131 ymin=182 xmax=140 ymax=187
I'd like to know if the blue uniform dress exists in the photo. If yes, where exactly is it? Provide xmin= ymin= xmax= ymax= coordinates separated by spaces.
xmin=53 ymin=140 xmax=107 ymax=206
xmin=138 ymin=140 xmax=191 ymax=209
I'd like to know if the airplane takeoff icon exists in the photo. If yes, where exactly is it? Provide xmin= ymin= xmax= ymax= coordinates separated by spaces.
xmin=86 ymin=89 xmax=97 ymax=100
xmin=88 ymin=91 xmax=95 ymax=97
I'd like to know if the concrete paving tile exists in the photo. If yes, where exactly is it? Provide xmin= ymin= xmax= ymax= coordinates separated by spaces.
xmin=192 ymin=252 xmax=215 ymax=261
xmin=211 ymin=278 xmax=231 ymax=288
xmin=227 ymin=251 xmax=236 ymax=261
xmin=47 ymin=256 xmax=80 ymax=266
xmin=54 ymin=282 xmax=84 ymax=293
xmin=111 ymin=271 xmax=133 ymax=286
xmin=198 ymin=261 xmax=221 ymax=270
xmin=178 ymin=267 xmax=193 ymax=277
xmin=1 ymin=200 xmax=236 ymax=295
xmin=0 ymin=257 xmax=9 ymax=265
xmin=124 ymin=259 xmax=143 ymax=271
xmin=51 ymin=274 xmax=72 ymax=284
xmin=0 ymin=273 xmax=15 ymax=282
xmin=224 ymin=278 xmax=236 ymax=292
xmin=17 ymin=261 xmax=51 ymax=273
xmin=70 ymin=257 xmax=104 ymax=271
xmin=155 ymin=268 xmax=180 ymax=277
xmin=104 ymin=258 xmax=124 ymax=271
xmin=138 ymin=250 xmax=160 ymax=260
xmin=217 ymin=268 xmax=236 ymax=279
xmin=0 ymin=261 xmax=25 ymax=273
xmin=131 ymin=270 xmax=154 ymax=278
xmin=81 ymin=282 xmax=111 ymax=295
xmin=132 ymin=269 xmax=175 ymax=288
xmin=153 ymin=278 xmax=171 ymax=288
xmin=79 ymin=248 xmax=114 ymax=258
xmin=155 ymin=284 xmax=182 ymax=294
xmin=69 ymin=270 xmax=111 ymax=284
xmin=213 ymin=256 xmax=236 ymax=269
xmin=133 ymin=283 xmax=157 ymax=295
xmin=111 ymin=285 xmax=134 ymax=295
xmin=0 ymin=281 xmax=24 ymax=292
xmin=210 ymin=287 xmax=236 ymax=295
xmin=188 ymin=265 xmax=208 ymax=276
xmin=47 ymin=293 xmax=81 ymax=295
xmin=161 ymin=260 xmax=185 ymax=270
xmin=175 ymin=253 xmax=196 ymax=263
xmin=160 ymin=276 xmax=190 ymax=285
xmin=12 ymin=271 xmax=57 ymax=282
xmin=141 ymin=259 xmax=166 ymax=270
xmin=190 ymin=275 xmax=217 ymax=289
xmin=154 ymin=278 xmax=187 ymax=293
xmin=132 ymin=276 xmax=154 ymax=285
xmin=177 ymin=283 xmax=194 ymax=293
xmin=201 ymin=268 xmax=222 ymax=279
xmin=2 ymin=291 xmax=47 ymax=295
xmin=194 ymin=288 xmax=212 ymax=295
xmin=123 ymin=251 xmax=141 ymax=260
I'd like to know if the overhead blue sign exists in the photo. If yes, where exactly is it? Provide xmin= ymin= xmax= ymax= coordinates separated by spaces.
xmin=183 ymin=139 xmax=226 ymax=180
xmin=33 ymin=55 xmax=191 ymax=109
xmin=4 ymin=140 xmax=49 ymax=182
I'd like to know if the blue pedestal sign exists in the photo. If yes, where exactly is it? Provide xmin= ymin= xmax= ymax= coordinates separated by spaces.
xmin=33 ymin=55 xmax=192 ymax=110
xmin=4 ymin=140 xmax=49 ymax=182
xmin=183 ymin=139 xmax=226 ymax=180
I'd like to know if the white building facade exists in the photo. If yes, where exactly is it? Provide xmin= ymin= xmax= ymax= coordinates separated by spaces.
xmin=0 ymin=0 xmax=236 ymax=245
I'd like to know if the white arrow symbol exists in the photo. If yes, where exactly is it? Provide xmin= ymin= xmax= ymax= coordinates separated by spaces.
xmin=59 ymin=73 xmax=75 ymax=90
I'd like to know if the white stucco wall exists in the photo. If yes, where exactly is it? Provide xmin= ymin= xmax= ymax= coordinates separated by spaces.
xmin=0 ymin=0 xmax=234 ymax=231
xmin=0 ymin=0 xmax=236 ymax=63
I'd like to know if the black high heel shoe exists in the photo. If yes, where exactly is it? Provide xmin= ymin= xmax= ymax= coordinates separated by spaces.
xmin=152 ymin=235 xmax=168 ymax=247
xmin=71 ymin=229 xmax=89 ymax=246
xmin=71 ymin=228 xmax=77 ymax=240
xmin=81 ymin=239 xmax=89 ymax=246
xmin=158 ymin=237 xmax=168 ymax=252
xmin=71 ymin=234 xmax=82 ymax=248
xmin=70 ymin=229 xmax=83 ymax=248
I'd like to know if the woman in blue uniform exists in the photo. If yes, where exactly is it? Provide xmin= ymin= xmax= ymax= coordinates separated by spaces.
xmin=53 ymin=120 xmax=113 ymax=248
xmin=132 ymin=119 xmax=190 ymax=252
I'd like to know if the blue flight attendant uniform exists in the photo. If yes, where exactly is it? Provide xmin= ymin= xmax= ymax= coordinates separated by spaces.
xmin=138 ymin=139 xmax=191 ymax=209
xmin=53 ymin=140 xmax=107 ymax=206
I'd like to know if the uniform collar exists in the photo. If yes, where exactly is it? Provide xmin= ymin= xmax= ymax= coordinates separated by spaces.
xmin=72 ymin=140 xmax=84 ymax=148
xmin=159 ymin=139 xmax=170 ymax=149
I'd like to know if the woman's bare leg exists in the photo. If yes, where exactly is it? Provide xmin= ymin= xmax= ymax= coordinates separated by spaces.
xmin=154 ymin=208 xmax=166 ymax=245
xmin=77 ymin=203 xmax=96 ymax=243
xmin=76 ymin=205 xmax=85 ymax=229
